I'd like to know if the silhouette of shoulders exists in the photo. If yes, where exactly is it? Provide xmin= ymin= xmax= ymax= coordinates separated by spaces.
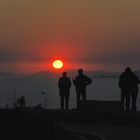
xmin=74 ymin=74 xmax=92 ymax=86
xmin=58 ymin=74 xmax=71 ymax=89
xmin=119 ymin=67 xmax=140 ymax=89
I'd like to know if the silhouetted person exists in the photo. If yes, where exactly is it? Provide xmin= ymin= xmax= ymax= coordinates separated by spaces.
xmin=58 ymin=72 xmax=72 ymax=110
xmin=16 ymin=96 xmax=26 ymax=109
xmin=73 ymin=69 xmax=92 ymax=109
xmin=119 ymin=67 xmax=140 ymax=111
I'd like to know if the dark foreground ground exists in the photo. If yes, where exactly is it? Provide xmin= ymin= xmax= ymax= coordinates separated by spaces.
xmin=0 ymin=108 xmax=139 ymax=140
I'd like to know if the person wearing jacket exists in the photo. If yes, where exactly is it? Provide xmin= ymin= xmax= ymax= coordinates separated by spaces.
xmin=58 ymin=72 xmax=72 ymax=110
xmin=119 ymin=67 xmax=140 ymax=111
xmin=73 ymin=69 xmax=92 ymax=109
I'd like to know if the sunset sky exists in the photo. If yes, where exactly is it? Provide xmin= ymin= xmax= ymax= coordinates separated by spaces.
xmin=0 ymin=0 xmax=140 ymax=73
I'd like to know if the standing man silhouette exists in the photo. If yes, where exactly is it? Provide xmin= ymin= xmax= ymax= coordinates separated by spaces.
xmin=119 ymin=67 xmax=140 ymax=111
xmin=73 ymin=69 xmax=92 ymax=109
xmin=58 ymin=72 xmax=72 ymax=110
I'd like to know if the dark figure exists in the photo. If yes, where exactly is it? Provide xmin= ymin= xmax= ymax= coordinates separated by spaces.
xmin=73 ymin=69 xmax=92 ymax=109
xmin=119 ymin=67 xmax=140 ymax=111
xmin=16 ymin=96 xmax=26 ymax=109
xmin=58 ymin=72 xmax=72 ymax=110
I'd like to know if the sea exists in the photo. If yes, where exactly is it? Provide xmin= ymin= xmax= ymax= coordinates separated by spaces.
xmin=0 ymin=75 xmax=140 ymax=110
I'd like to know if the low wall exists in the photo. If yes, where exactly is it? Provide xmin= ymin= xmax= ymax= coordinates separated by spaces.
xmin=79 ymin=100 xmax=121 ymax=113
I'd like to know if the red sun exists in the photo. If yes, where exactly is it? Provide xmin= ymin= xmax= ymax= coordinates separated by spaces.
xmin=52 ymin=60 xmax=64 ymax=69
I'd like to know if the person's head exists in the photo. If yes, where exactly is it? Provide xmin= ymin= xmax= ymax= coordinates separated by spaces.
xmin=78 ymin=69 xmax=83 ymax=75
xmin=21 ymin=96 xmax=24 ymax=99
xmin=62 ymin=72 xmax=67 ymax=77
xmin=125 ymin=67 xmax=132 ymax=73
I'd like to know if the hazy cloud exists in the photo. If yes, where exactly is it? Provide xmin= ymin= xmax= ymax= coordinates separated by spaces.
xmin=0 ymin=0 xmax=140 ymax=72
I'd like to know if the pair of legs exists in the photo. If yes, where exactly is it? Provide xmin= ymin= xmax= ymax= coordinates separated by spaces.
xmin=60 ymin=95 xmax=69 ymax=110
xmin=121 ymin=88 xmax=138 ymax=111
xmin=131 ymin=87 xmax=138 ymax=111
xmin=76 ymin=88 xmax=86 ymax=109
xmin=121 ymin=90 xmax=130 ymax=111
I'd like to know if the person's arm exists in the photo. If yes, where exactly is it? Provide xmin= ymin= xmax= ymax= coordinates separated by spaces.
xmin=118 ymin=74 xmax=124 ymax=89
xmin=134 ymin=74 xmax=140 ymax=84
xmin=69 ymin=78 xmax=72 ymax=88
xmin=72 ymin=78 xmax=76 ymax=86
xmin=86 ymin=76 xmax=92 ymax=85
xmin=58 ymin=78 xmax=61 ymax=89
xmin=137 ymin=77 xmax=140 ymax=84
xmin=118 ymin=76 xmax=121 ymax=88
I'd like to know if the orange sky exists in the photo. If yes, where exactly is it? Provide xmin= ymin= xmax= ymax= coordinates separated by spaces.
xmin=0 ymin=0 xmax=140 ymax=73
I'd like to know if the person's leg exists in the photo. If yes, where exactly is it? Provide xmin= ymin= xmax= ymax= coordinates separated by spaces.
xmin=76 ymin=90 xmax=80 ymax=109
xmin=81 ymin=92 xmax=86 ymax=101
xmin=60 ymin=96 xmax=64 ymax=110
xmin=131 ymin=88 xmax=138 ymax=111
xmin=131 ymin=93 xmax=137 ymax=111
xmin=65 ymin=96 xmax=69 ymax=110
xmin=125 ymin=92 xmax=130 ymax=111
xmin=121 ymin=90 xmax=125 ymax=111
xmin=81 ymin=88 xmax=86 ymax=101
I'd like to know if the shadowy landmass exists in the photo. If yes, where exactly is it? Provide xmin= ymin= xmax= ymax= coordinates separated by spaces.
xmin=0 ymin=70 xmax=140 ymax=79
